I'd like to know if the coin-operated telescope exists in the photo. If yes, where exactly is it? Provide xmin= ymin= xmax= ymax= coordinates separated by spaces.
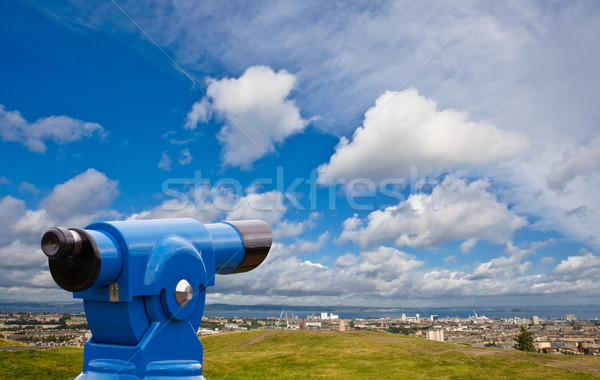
xmin=41 ymin=218 xmax=272 ymax=380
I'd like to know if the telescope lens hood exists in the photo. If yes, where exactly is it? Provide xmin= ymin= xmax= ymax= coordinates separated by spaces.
xmin=43 ymin=228 xmax=101 ymax=293
xmin=226 ymin=220 xmax=272 ymax=273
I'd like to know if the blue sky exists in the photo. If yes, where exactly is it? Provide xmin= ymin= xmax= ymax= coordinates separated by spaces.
xmin=1 ymin=0 xmax=599 ymax=307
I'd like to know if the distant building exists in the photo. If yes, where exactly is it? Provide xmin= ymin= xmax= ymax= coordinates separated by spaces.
xmin=536 ymin=341 xmax=551 ymax=350
xmin=565 ymin=314 xmax=577 ymax=321
xmin=320 ymin=312 xmax=339 ymax=320
xmin=416 ymin=313 xmax=420 ymax=322
xmin=401 ymin=313 xmax=407 ymax=322
xmin=514 ymin=317 xmax=529 ymax=326
xmin=430 ymin=315 xmax=438 ymax=322
xmin=426 ymin=330 xmax=444 ymax=342
xmin=338 ymin=320 xmax=346 ymax=332
xmin=532 ymin=316 xmax=540 ymax=325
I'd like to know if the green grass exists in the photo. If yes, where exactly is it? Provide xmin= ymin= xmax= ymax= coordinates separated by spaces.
xmin=0 ymin=347 xmax=82 ymax=380
xmin=0 ymin=337 xmax=23 ymax=347
xmin=200 ymin=330 xmax=600 ymax=379
xmin=1 ymin=331 xmax=599 ymax=379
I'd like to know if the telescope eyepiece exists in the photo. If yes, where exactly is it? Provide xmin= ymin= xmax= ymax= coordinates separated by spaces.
xmin=41 ymin=227 xmax=82 ymax=260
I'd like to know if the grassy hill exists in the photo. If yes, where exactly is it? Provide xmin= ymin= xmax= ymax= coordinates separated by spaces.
xmin=1 ymin=330 xmax=599 ymax=379
xmin=0 ymin=337 xmax=23 ymax=347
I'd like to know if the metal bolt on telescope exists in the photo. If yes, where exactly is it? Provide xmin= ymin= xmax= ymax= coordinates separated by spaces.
xmin=41 ymin=218 xmax=272 ymax=380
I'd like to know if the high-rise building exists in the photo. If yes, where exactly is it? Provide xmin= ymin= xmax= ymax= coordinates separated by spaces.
xmin=426 ymin=329 xmax=444 ymax=342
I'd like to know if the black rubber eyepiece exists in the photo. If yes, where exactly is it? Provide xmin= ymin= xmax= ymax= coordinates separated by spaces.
xmin=41 ymin=227 xmax=76 ymax=260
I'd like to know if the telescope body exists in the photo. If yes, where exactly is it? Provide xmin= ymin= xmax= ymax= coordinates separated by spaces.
xmin=41 ymin=218 xmax=271 ymax=380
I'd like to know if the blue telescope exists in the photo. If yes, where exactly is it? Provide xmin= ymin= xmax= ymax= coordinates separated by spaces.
xmin=41 ymin=218 xmax=272 ymax=380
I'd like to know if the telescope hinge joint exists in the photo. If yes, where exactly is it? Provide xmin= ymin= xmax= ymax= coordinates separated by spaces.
xmin=109 ymin=283 xmax=119 ymax=302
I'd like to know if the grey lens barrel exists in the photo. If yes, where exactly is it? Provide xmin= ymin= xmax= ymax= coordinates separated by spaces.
xmin=41 ymin=227 xmax=83 ymax=260
xmin=226 ymin=220 xmax=272 ymax=273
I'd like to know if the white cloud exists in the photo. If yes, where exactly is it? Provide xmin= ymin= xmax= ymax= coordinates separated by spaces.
xmin=339 ymin=175 xmax=526 ymax=249
xmin=540 ymin=257 xmax=555 ymax=265
xmin=273 ymin=220 xmax=306 ymax=240
xmin=318 ymin=89 xmax=529 ymax=182
xmin=5 ymin=170 xmax=121 ymax=245
xmin=443 ymin=255 xmax=457 ymax=264
xmin=292 ymin=231 xmax=329 ymax=254
xmin=551 ymin=252 xmax=600 ymax=282
xmin=129 ymin=184 xmax=315 ymax=241
xmin=547 ymin=136 xmax=600 ymax=190
xmin=0 ymin=105 xmax=106 ymax=153
xmin=178 ymin=148 xmax=193 ymax=165
xmin=0 ymin=196 xmax=27 ymax=246
xmin=225 ymin=189 xmax=285 ymax=225
xmin=0 ymin=241 xmax=46 ymax=269
xmin=209 ymin=239 xmax=600 ymax=306
xmin=460 ymin=238 xmax=477 ymax=254
xmin=184 ymin=98 xmax=211 ymax=130
xmin=40 ymin=169 xmax=119 ymax=221
xmin=470 ymin=242 xmax=531 ymax=281
xmin=127 ymin=184 xmax=224 ymax=223
xmin=499 ymin=149 xmax=600 ymax=248
xmin=27 ymin=1 xmax=600 ymax=252
xmin=158 ymin=151 xmax=172 ymax=171
xmin=0 ymin=169 xmax=121 ymax=294
xmin=187 ymin=65 xmax=308 ymax=168
xmin=19 ymin=182 xmax=39 ymax=195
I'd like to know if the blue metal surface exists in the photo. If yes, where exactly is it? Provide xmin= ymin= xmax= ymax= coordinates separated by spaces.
xmin=62 ymin=218 xmax=254 ymax=380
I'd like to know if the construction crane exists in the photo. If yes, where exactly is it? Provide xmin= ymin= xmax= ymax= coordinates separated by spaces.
xmin=276 ymin=309 xmax=284 ymax=328
xmin=276 ymin=310 xmax=289 ymax=329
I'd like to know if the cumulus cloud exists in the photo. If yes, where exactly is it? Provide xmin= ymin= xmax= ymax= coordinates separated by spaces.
xmin=339 ymin=175 xmax=526 ymax=249
xmin=291 ymin=231 xmax=330 ymax=254
xmin=158 ymin=151 xmax=172 ymax=171
xmin=184 ymin=98 xmax=211 ymax=130
xmin=178 ymin=148 xmax=193 ymax=165
xmin=127 ymin=183 xmax=226 ymax=223
xmin=0 ymin=169 xmax=121 ymax=295
xmin=547 ymin=136 xmax=600 ymax=190
xmin=210 ymin=240 xmax=600 ymax=306
xmin=500 ymin=148 xmax=600 ymax=248
xmin=319 ymin=89 xmax=529 ymax=183
xmin=470 ymin=242 xmax=534 ymax=281
xmin=0 ymin=105 xmax=106 ymax=153
xmin=186 ymin=65 xmax=308 ymax=168
xmin=550 ymin=251 xmax=600 ymax=282
xmin=40 ymin=169 xmax=119 ymax=220
xmin=129 ymin=184 xmax=315 ymax=241
xmin=460 ymin=238 xmax=478 ymax=254
xmin=2 ymin=169 xmax=120 ymax=242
